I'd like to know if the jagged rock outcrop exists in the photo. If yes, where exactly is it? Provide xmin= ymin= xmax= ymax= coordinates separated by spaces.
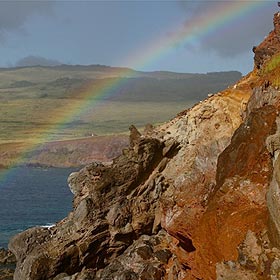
xmin=9 ymin=11 xmax=280 ymax=280
xmin=253 ymin=12 xmax=280 ymax=70
xmin=9 ymin=133 xmax=182 ymax=279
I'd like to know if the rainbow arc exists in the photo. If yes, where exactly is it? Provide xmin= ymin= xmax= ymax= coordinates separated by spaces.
xmin=0 ymin=1 xmax=269 ymax=184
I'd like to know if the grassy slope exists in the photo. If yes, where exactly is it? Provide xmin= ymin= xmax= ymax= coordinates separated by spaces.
xmin=0 ymin=66 xmax=242 ymax=167
xmin=0 ymin=66 xmax=241 ymax=143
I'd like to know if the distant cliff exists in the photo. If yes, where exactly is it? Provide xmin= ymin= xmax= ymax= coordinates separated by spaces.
xmin=0 ymin=135 xmax=129 ymax=169
xmin=9 ymin=12 xmax=280 ymax=280
xmin=26 ymin=135 xmax=129 ymax=168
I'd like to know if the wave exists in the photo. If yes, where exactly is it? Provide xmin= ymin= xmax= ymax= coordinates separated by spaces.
xmin=40 ymin=223 xmax=55 ymax=229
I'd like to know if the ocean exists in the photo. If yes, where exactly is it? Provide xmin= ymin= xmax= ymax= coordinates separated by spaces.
xmin=0 ymin=167 xmax=76 ymax=248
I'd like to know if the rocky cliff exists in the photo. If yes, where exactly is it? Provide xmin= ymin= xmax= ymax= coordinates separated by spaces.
xmin=8 ymin=12 xmax=280 ymax=280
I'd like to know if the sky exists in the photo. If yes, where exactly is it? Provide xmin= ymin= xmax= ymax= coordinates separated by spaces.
xmin=0 ymin=1 xmax=278 ymax=75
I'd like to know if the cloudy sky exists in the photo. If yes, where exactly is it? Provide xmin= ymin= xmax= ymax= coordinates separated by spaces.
xmin=0 ymin=1 xmax=278 ymax=74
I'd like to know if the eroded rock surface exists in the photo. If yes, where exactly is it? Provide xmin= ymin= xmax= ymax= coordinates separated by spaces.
xmin=9 ymin=133 xmax=182 ymax=279
xmin=0 ymin=248 xmax=16 ymax=280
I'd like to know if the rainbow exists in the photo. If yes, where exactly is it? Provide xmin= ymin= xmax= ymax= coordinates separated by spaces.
xmin=0 ymin=0 xmax=271 ymax=184
xmin=122 ymin=1 xmax=270 ymax=70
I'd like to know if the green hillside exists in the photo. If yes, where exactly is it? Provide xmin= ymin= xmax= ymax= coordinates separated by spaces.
xmin=0 ymin=65 xmax=241 ymax=143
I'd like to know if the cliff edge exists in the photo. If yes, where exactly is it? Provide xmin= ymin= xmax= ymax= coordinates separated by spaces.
xmin=8 ymin=13 xmax=280 ymax=280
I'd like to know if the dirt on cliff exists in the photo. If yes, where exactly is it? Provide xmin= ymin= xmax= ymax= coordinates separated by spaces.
xmin=7 ymin=12 xmax=280 ymax=280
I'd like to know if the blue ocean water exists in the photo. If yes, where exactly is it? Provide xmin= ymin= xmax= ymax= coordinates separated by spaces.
xmin=0 ymin=167 xmax=76 ymax=248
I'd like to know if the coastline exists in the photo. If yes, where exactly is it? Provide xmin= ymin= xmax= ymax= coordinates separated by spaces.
xmin=0 ymin=134 xmax=128 ymax=169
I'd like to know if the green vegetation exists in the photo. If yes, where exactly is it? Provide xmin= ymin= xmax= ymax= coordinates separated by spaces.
xmin=0 ymin=98 xmax=195 ymax=142
xmin=263 ymin=53 xmax=280 ymax=74
xmin=261 ymin=53 xmax=280 ymax=86
xmin=0 ymin=65 xmax=241 ymax=143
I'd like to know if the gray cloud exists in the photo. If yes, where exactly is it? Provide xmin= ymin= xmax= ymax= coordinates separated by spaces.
xmin=0 ymin=1 xmax=54 ymax=40
xmin=177 ymin=1 xmax=276 ymax=57
xmin=16 ymin=56 xmax=61 ymax=67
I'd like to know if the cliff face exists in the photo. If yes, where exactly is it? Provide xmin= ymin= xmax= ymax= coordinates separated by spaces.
xmin=28 ymin=135 xmax=129 ymax=168
xmin=0 ymin=135 xmax=128 ymax=169
xmin=8 ymin=13 xmax=280 ymax=280
xmin=253 ymin=12 xmax=280 ymax=70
